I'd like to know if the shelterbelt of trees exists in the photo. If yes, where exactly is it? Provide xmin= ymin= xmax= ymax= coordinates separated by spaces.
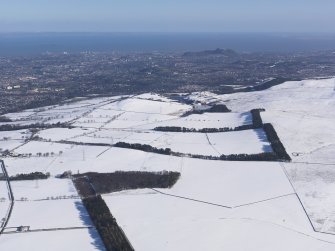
xmin=0 ymin=172 xmax=50 ymax=181
xmin=0 ymin=122 xmax=72 ymax=131
xmin=73 ymin=171 xmax=180 ymax=196
xmin=83 ymin=195 xmax=135 ymax=251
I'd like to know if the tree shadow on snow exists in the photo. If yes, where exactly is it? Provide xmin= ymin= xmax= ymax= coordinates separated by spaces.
xmin=240 ymin=111 xmax=253 ymax=124
xmin=254 ymin=128 xmax=273 ymax=152
xmin=74 ymin=200 xmax=106 ymax=251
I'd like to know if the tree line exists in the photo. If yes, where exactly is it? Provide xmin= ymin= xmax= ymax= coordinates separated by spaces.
xmin=0 ymin=116 xmax=12 ymax=122
xmin=154 ymin=124 xmax=254 ymax=133
xmin=114 ymin=142 xmax=172 ymax=155
xmin=0 ymin=122 xmax=72 ymax=131
xmin=114 ymin=130 xmax=290 ymax=162
xmin=74 ymin=171 xmax=180 ymax=196
xmin=0 ymin=172 xmax=50 ymax=181
xmin=250 ymin=108 xmax=265 ymax=128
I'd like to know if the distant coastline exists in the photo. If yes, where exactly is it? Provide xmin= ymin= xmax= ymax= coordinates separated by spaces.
xmin=1 ymin=32 xmax=335 ymax=56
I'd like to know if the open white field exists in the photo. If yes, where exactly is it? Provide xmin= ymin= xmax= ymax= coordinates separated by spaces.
xmin=100 ymin=96 xmax=191 ymax=115
xmin=103 ymin=112 xmax=178 ymax=129
xmin=219 ymin=79 xmax=335 ymax=157
xmin=104 ymin=189 xmax=335 ymax=251
xmin=0 ymin=130 xmax=31 ymax=152
xmin=4 ymin=147 xmax=183 ymax=176
xmin=0 ymin=177 xmax=105 ymax=251
xmin=37 ymin=127 xmax=95 ymax=141
xmin=155 ymin=159 xmax=293 ymax=207
xmin=0 ymin=79 xmax=334 ymax=250
xmin=137 ymin=111 xmax=252 ymax=130
xmin=6 ymin=199 xmax=89 ymax=229
xmin=284 ymin=162 xmax=335 ymax=233
xmin=10 ymin=178 xmax=78 ymax=200
xmin=1 ymin=96 xmax=122 ymax=126
xmin=37 ymin=128 xmax=270 ymax=157
xmin=217 ymin=78 xmax=335 ymax=233
xmin=0 ymin=229 xmax=105 ymax=251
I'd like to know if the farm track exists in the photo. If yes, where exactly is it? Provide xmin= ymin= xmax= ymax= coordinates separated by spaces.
xmin=2 ymin=226 xmax=93 ymax=235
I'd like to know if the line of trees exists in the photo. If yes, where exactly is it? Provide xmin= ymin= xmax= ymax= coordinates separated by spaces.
xmin=114 ymin=142 xmax=172 ymax=155
xmin=250 ymin=108 xmax=265 ymax=128
xmin=74 ymin=171 xmax=180 ymax=195
xmin=0 ymin=116 xmax=12 ymax=122
xmin=154 ymin=124 xmax=254 ymax=133
xmin=0 ymin=172 xmax=50 ymax=181
xmin=58 ymin=140 xmax=111 ymax=147
xmin=170 ymin=152 xmax=280 ymax=162
xmin=262 ymin=123 xmax=291 ymax=161
xmin=0 ymin=122 xmax=72 ymax=131
xmin=83 ymin=195 xmax=134 ymax=251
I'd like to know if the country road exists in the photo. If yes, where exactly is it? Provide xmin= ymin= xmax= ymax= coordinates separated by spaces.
xmin=0 ymin=160 xmax=14 ymax=235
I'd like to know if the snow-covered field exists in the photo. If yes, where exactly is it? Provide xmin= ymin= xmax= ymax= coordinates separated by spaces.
xmin=0 ymin=80 xmax=334 ymax=250
xmin=0 ymin=130 xmax=31 ymax=152
xmin=0 ymin=178 xmax=104 ymax=251
xmin=0 ymin=229 xmax=105 ymax=251
xmin=137 ymin=111 xmax=252 ymax=130
xmin=103 ymin=189 xmax=335 ymax=251
xmin=217 ymin=78 xmax=335 ymax=236
xmin=154 ymin=159 xmax=293 ymax=207
xmin=10 ymin=178 xmax=78 ymax=200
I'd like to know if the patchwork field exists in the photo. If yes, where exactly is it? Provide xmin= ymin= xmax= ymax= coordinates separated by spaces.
xmin=0 ymin=79 xmax=334 ymax=250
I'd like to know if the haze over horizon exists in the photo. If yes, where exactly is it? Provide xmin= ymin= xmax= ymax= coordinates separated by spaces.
xmin=1 ymin=0 xmax=335 ymax=33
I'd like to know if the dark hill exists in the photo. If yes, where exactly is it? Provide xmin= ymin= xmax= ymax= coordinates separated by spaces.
xmin=183 ymin=48 xmax=238 ymax=57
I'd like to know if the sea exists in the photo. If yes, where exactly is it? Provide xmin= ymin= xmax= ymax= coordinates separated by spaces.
xmin=0 ymin=32 xmax=335 ymax=56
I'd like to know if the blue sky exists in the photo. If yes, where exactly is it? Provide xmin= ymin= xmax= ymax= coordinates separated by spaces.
xmin=0 ymin=0 xmax=334 ymax=32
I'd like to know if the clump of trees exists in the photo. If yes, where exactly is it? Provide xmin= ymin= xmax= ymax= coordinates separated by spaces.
xmin=83 ymin=195 xmax=134 ymax=251
xmin=206 ymin=104 xmax=232 ymax=113
xmin=182 ymin=104 xmax=231 ymax=117
xmin=114 ymin=142 xmax=171 ymax=155
xmin=74 ymin=171 xmax=180 ymax=196
xmin=0 ymin=172 xmax=50 ymax=181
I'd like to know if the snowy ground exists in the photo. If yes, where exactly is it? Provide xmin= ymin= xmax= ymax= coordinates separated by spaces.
xmin=0 ymin=178 xmax=104 ymax=251
xmin=104 ymin=189 xmax=335 ymax=251
xmin=0 ymin=80 xmax=334 ymax=250
xmin=0 ymin=229 xmax=105 ymax=251
xmin=137 ymin=111 xmax=252 ymax=130
xmin=217 ymin=78 xmax=335 ymax=235
xmin=0 ymin=130 xmax=31 ymax=152
xmin=10 ymin=178 xmax=78 ymax=201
